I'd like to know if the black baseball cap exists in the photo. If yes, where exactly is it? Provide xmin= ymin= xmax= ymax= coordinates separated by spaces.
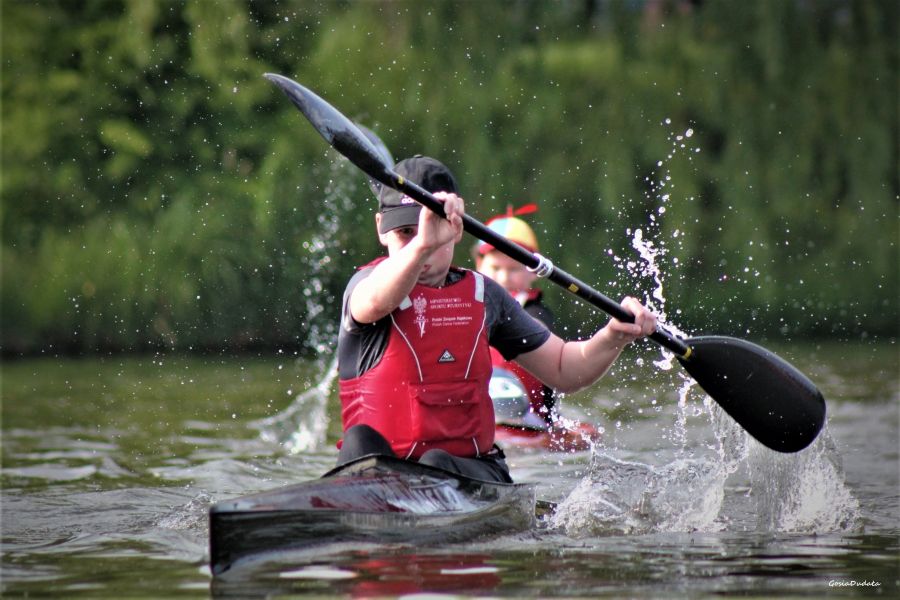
xmin=377 ymin=156 xmax=459 ymax=233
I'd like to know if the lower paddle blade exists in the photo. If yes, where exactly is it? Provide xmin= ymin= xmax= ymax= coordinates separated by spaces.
xmin=677 ymin=336 xmax=826 ymax=453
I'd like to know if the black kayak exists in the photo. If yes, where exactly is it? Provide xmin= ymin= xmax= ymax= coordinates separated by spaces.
xmin=209 ymin=454 xmax=537 ymax=574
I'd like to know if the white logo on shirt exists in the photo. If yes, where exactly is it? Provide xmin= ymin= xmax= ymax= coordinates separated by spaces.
xmin=413 ymin=295 xmax=427 ymax=337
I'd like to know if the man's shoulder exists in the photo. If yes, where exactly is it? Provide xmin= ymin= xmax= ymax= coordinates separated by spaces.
xmin=345 ymin=263 xmax=376 ymax=291
xmin=480 ymin=273 xmax=511 ymax=302
xmin=341 ymin=264 xmax=383 ymax=336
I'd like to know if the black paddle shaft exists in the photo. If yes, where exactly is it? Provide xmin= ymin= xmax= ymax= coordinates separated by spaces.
xmin=261 ymin=73 xmax=685 ymax=354
xmin=394 ymin=177 xmax=691 ymax=357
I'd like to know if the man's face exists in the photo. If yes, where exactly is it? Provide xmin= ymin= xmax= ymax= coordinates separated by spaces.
xmin=377 ymin=222 xmax=455 ymax=287
xmin=476 ymin=250 xmax=536 ymax=294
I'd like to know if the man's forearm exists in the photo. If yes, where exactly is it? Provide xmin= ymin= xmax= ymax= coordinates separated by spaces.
xmin=349 ymin=241 xmax=429 ymax=324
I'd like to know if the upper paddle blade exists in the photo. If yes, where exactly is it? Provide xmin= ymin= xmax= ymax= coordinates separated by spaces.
xmin=356 ymin=124 xmax=394 ymax=197
xmin=263 ymin=73 xmax=394 ymax=185
xmin=677 ymin=336 xmax=826 ymax=453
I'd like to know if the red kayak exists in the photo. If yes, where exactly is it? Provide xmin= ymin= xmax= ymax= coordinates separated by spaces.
xmin=490 ymin=368 xmax=600 ymax=452
xmin=494 ymin=420 xmax=600 ymax=452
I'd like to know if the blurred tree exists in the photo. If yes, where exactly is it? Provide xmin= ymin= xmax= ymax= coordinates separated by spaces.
xmin=1 ymin=0 xmax=896 ymax=355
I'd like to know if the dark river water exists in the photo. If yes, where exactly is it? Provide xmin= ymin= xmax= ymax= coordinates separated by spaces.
xmin=2 ymin=341 xmax=897 ymax=598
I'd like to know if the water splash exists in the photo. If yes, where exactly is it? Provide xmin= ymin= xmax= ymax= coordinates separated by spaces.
xmin=157 ymin=491 xmax=213 ymax=531
xmin=550 ymin=450 xmax=733 ymax=535
xmin=254 ymin=158 xmax=363 ymax=453
xmin=561 ymin=120 xmax=859 ymax=536
xmin=667 ymin=374 xmax=701 ymax=450
xmin=629 ymin=228 xmax=667 ymax=320
xmin=253 ymin=354 xmax=338 ymax=454
xmin=747 ymin=429 xmax=860 ymax=532
xmin=300 ymin=158 xmax=360 ymax=357
xmin=616 ymin=123 xmax=698 ymax=372
xmin=620 ymin=123 xmax=704 ymax=443
xmin=550 ymin=409 xmax=858 ymax=535
xmin=552 ymin=392 xmax=752 ymax=536
xmin=557 ymin=122 xmax=735 ymax=535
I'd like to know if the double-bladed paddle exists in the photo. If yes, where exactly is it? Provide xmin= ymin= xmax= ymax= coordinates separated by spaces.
xmin=263 ymin=73 xmax=826 ymax=453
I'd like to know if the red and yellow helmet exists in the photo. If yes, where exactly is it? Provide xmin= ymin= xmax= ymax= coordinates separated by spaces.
xmin=477 ymin=204 xmax=539 ymax=254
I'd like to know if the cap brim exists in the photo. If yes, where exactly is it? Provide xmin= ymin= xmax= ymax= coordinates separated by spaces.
xmin=378 ymin=205 xmax=421 ymax=234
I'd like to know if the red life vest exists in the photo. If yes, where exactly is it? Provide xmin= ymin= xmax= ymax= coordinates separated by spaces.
xmin=339 ymin=268 xmax=495 ymax=459
xmin=490 ymin=288 xmax=548 ymax=416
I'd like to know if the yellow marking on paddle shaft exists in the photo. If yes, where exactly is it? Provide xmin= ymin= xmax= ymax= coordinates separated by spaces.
xmin=397 ymin=175 xmax=405 ymax=185
xmin=568 ymin=283 xmax=579 ymax=293
xmin=682 ymin=346 xmax=692 ymax=360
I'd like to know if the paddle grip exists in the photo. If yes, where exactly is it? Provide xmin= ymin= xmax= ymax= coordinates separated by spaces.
xmin=394 ymin=177 xmax=691 ymax=358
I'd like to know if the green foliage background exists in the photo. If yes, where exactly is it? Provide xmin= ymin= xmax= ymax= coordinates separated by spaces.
xmin=2 ymin=0 xmax=897 ymax=356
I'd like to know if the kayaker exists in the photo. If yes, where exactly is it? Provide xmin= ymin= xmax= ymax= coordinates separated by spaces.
xmin=473 ymin=206 xmax=559 ymax=425
xmin=337 ymin=155 xmax=656 ymax=483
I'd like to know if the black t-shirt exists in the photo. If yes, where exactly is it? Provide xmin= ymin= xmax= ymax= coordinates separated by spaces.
xmin=524 ymin=296 xmax=554 ymax=333
xmin=521 ymin=294 xmax=558 ymax=417
xmin=338 ymin=266 xmax=551 ymax=380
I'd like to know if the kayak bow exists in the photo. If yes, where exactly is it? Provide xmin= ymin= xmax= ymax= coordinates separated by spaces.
xmin=209 ymin=455 xmax=536 ymax=574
